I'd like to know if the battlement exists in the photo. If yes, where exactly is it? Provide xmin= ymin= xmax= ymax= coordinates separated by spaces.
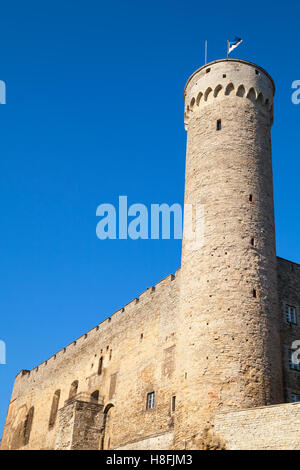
xmin=14 ymin=269 xmax=181 ymax=385
xmin=184 ymin=59 xmax=275 ymax=129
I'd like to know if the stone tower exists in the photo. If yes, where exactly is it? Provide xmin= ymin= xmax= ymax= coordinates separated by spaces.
xmin=175 ymin=59 xmax=284 ymax=447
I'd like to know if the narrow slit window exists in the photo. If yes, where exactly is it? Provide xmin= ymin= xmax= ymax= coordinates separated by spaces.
xmin=147 ymin=392 xmax=155 ymax=410
xmin=217 ymin=119 xmax=222 ymax=131
xmin=171 ymin=396 xmax=176 ymax=412
xmin=251 ymin=238 xmax=254 ymax=246
xmin=249 ymin=194 xmax=253 ymax=202
xmin=98 ymin=356 xmax=103 ymax=375
xmin=253 ymin=289 xmax=257 ymax=298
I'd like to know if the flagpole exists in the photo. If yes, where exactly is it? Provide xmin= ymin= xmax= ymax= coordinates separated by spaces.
xmin=227 ymin=40 xmax=229 ymax=58
xmin=205 ymin=40 xmax=207 ymax=65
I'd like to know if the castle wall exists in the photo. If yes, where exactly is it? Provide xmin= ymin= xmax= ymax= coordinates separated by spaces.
xmin=277 ymin=257 xmax=300 ymax=400
xmin=2 ymin=58 xmax=300 ymax=451
xmin=2 ymin=256 xmax=300 ymax=450
xmin=1 ymin=271 xmax=180 ymax=450
xmin=213 ymin=402 xmax=300 ymax=450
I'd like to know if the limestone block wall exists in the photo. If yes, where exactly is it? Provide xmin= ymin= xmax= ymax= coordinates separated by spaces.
xmin=277 ymin=257 xmax=300 ymax=400
xmin=213 ymin=402 xmax=300 ymax=450
xmin=54 ymin=400 xmax=104 ymax=450
xmin=116 ymin=431 xmax=174 ymax=450
xmin=1 ymin=271 xmax=180 ymax=450
xmin=175 ymin=59 xmax=283 ymax=447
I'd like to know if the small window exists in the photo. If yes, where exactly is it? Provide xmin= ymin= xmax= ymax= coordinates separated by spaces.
xmin=69 ymin=380 xmax=78 ymax=399
xmin=253 ymin=289 xmax=257 ymax=298
xmin=147 ymin=392 xmax=155 ymax=410
xmin=216 ymin=119 xmax=222 ymax=131
xmin=286 ymin=305 xmax=297 ymax=325
xmin=49 ymin=390 xmax=60 ymax=429
xmin=171 ymin=396 xmax=176 ymax=412
xmin=288 ymin=350 xmax=300 ymax=371
xmin=290 ymin=393 xmax=300 ymax=403
xmin=206 ymin=68 xmax=211 ymax=73
xmin=223 ymin=74 xmax=226 ymax=78
xmin=91 ymin=390 xmax=99 ymax=403
xmin=249 ymin=194 xmax=253 ymax=202
xmin=251 ymin=238 xmax=254 ymax=246
xmin=98 ymin=356 xmax=103 ymax=375
xmin=255 ymin=70 xmax=259 ymax=75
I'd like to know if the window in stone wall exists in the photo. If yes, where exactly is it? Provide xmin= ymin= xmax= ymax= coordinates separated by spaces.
xmin=98 ymin=356 xmax=103 ymax=375
xmin=23 ymin=406 xmax=34 ymax=446
xmin=290 ymin=393 xmax=300 ymax=403
xmin=147 ymin=391 xmax=155 ymax=410
xmin=285 ymin=305 xmax=297 ymax=325
xmin=288 ymin=350 xmax=300 ymax=371
xmin=171 ymin=395 xmax=176 ymax=413
xmin=216 ymin=119 xmax=222 ymax=131
xmin=91 ymin=390 xmax=99 ymax=403
xmin=48 ymin=390 xmax=60 ymax=429
xmin=69 ymin=380 xmax=78 ymax=399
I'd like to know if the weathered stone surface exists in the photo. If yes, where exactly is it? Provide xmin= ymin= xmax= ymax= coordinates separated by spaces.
xmin=214 ymin=402 xmax=300 ymax=450
xmin=55 ymin=399 xmax=104 ymax=450
xmin=175 ymin=59 xmax=283 ymax=448
xmin=1 ymin=59 xmax=300 ymax=451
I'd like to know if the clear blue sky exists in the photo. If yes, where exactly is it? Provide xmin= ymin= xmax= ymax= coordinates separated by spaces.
xmin=0 ymin=0 xmax=299 ymax=436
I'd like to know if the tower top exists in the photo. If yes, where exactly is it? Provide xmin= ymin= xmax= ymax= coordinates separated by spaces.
xmin=184 ymin=58 xmax=275 ymax=97
xmin=184 ymin=58 xmax=275 ymax=130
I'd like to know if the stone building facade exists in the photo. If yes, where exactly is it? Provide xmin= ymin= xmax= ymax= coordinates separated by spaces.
xmin=1 ymin=59 xmax=300 ymax=450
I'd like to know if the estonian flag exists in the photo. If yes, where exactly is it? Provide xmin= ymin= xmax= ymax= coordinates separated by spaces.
xmin=227 ymin=37 xmax=243 ymax=55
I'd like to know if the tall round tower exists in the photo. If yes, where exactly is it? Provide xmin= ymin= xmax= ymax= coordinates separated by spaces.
xmin=175 ymin=59 xmax=284 ymax=448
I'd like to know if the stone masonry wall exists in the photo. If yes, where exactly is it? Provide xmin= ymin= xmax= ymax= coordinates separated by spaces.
xmin=1 ymin=271 xmax=180 ymax=450
xmin=277 ymin=257 xmax=300 ymax=400
xmin=213 ymin=402 xmax=300 ymax=449
xmin=175 ymin=59 xmax=283 ymax=448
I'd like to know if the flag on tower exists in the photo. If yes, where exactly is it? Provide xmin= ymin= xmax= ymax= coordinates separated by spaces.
xmin=227 ymin=37 xmax=243 ymax=56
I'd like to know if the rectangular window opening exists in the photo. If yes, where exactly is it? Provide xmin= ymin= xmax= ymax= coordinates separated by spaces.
xmin=217 ymin=119 xmax=222 ymax=131
xmin=290 ymin=393 xmax=300 ymax=403
xmin=147 ymin=391 xmax=155 ymax=410
xmin=289 ymin=350 xmax=300 ymax=371
xmin=171 ymin=395 xmax=176 ymax=412
xmin=286 ymin=305 xmax=297 ymax=325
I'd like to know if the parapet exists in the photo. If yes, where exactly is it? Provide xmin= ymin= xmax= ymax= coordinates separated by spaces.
xmin=184 ymin=59 xmax=275 ymax=129
xmin=13 ymin=269 xmax=181 ymax=386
